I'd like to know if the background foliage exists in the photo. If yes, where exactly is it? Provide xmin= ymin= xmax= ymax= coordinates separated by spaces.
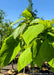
xmin=0 ymin=9 xmax=14 ymax=49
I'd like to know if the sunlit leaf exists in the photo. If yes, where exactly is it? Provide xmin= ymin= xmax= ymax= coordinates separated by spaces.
xmin=52 ymin=42 xmax=54 ymax=48
xmin=17 ymin=47 xmax=32 ymax=72
xmin=10 ymin=17 xmax=26 ymax=26
xmin=48 ymin=58 xmax=54 ymax=73
xmin=22 ymin=9 xmax=33 ymax=20
xmin=48 ymin=58 xmax=54 ymax=68
xmin=23 ymin=24 xmax=44 ymax=45
xmin=52 ymin=27 xmax=54 ymax=31
xmin=48 ymin=32 xmax=54 ymax=37
xmin=12 ymin=23 xmax=26 ymax=39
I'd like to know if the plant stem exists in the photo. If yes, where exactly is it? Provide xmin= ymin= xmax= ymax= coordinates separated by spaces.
xmin=23 ymin=67 xmax=25 ymax=73
xmin=0 ymin=64 xmax=1 ymax=72
xmin=12 ymin=61 xmax=14 ymax=70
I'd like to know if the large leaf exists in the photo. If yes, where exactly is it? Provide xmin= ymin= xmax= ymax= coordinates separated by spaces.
xmin=23 ymin=24 xmax=44 ymax=45
xmin=0 ymin=35 xmax=21 ymax=68
xmin=12 ymin=23 xmax=26 ymax=39
xmin=22 ymin=9 xmax=33 ymax=20
xmin=35 ymin=40 xmax=54 ymax=68
xmin=10 ymin=17 xmax=26 ymax=26
xmin=17 ymin=47 xmax=32 ymax=72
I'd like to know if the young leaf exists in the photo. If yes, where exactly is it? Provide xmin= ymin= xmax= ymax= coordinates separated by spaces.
xmin=23 ymin=24 xmax=44 ymax=45
xmin=0 ymin=35 xmax=21 ymax=68
xmin=12 ymin=23 xmax=26 ymax=39
xmin=44 ymin=20 xmax=52 ymax=28
xmin=22 ymin=9 xmax=33 ymax=20
xmin=10 ymin=17 xmax=26 ymax=26
xmin=51 ymin=18 xmax=54 ymax=24
xmin=17 ymin=47 xmax=32 ymax=72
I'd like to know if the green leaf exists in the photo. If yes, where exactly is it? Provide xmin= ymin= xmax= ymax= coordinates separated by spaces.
xmin=22 ymin=9 xmax=33 ymax=20
xmin=48 ymin=58 xmax=54 ymax=73
xmin=31 ymin=40 xmax=37 ymax=58
xmin=44 ymin=20 xmax=52 ymax=28
xmin=30 ymin=19 xmax=40 ymax=25
xmin=35 ymin=53 xmax=43 ymax=68
xmin=52 ymin=42 xmax=54 ymax=48
xmin=31 ymin=40 xmax=37 ymax=68
xmin=51 ymin=67 xmax=54 ymax=73
xmin=48 ymin=32 xmax=54 ymax=37
xmin=52 ymin=27 xmax=54 ymax=31
xmin=0 ymin=35 xmax=21 ymax=68
xmin=39 ymin=40 xmax=54 ymax=61
xmin=38 ymin=19 xmax=52 ymax=29
xmin=12 ymin=23 xmax=26 ymax=39
xmin=48 ymin=58 xmax=54 ymax=68
xmin=35 ymin=40 xmax=54 ymax=68
xmin=23 ymin=24 xmax=44 ymax=45
xmin=51 ymin=18 xmax=54 ymax=24
xmin=17 ymin=47 xmax=32 ymax=72
xmin=10 ymin=17 xmax=26 ymax=26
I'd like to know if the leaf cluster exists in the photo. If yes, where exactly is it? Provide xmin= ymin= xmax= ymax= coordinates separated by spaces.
xmin=0 ymin=9 xmax=54 ymax=73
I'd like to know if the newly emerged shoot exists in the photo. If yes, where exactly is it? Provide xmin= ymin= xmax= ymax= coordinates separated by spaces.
xmin=0 ymin=9 xmax=54 ymax=73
